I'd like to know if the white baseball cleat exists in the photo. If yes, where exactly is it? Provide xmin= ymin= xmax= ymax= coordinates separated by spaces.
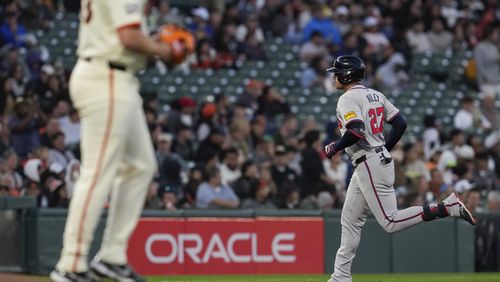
xmin=443 ymin=192 xmax=477 ymax=225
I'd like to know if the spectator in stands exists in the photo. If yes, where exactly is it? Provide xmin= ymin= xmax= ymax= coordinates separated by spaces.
xmin=1 ymin=148 xmax=22 ymax=195
xmin=333 ymin=6 xmax=351 ymax=36
xmin=196 ymin=127 xmax=225 ymax=164
xmin=464 ymin=188 xmax=482 ymax=214
xmin=473 ymin=151 xmax=497 ymax=191
xmin=241 ymin=179 xmax=277 ymax=210
xmin=213 ymin=22 xmax=244 ymax=68
xmin=57 ymin=107 xmax=80 ymax=148
xmin=406 ymin=19 xmax=432 ymax=53
xmin=171 ymin=123 xmax=195 ymax=162
xmin=237 ymin=79 xmax=264 ymax=114
xmin=271 ymin=145 xmax=298 ymax=187
xmin=39 ymin=74 xmax=69 ymax=116
xmin=474 ymin=25 xmax=500 ymax=98
xmin=192 ymin=39 xmax=220 ymax=69
xmin=428 ymin=169 xmax=451 ymax=202
xmin=453 ymin=163 xmax=473 ymax=193
xmin=0 ymin=10 xmax=28 ymax=47
xmin=375 ymin=51 xmax=409 ymax=90
xmin=227 ymin=118 xmax=251 ymax=160
xmin=453 ymin=96 xmax=491 ymax=131
xmin=257 ymin=85 xmax=290 ymax=123
xmin=487 ymin=191 xmax=500 ymax=212
xmin=249 ymin=115 xmax=266 ymax=147
xmin=300 ymin=130 xmax=335 ymax=198
xmin=317 ymin=191 xmax=335 ymax=211
xmin=323 ymin=151 xmax=348 ymax=201
xmin=278 ymin=182 xmax=301 ymax=209
xmin=151 ymin=0 xmax=183 ymax=27
xmin=188 ymin=7 xmax=214 ymax=40
xmin=158 ymin=184 xmax=178 ymax=211
xmin=482 ymin=94 xmax=500 ymax=131
xmin=274 ymin=114 xmax=298 ymax=148
xmin=236 ymin=13 xmax=264 ymax=43
xmin=0 ymin=122 xmax=9 ymax=154
xmin=267 ymin=2 xmax=293 ymax=38
xmin=9 ymin=97 xmax=45 ymax=159
xmin=427 ymin=17 xmax=453 ymax=53
xmin=181 ymin=165 xmax=204 ymax=208
xmin=300 ymin=55 xmax=328 ymax=88
xmin=47 ymin=131 xmax=75 ymax=167
xmin=362 ymin=16 xmax=390 ymax=54
xmin=232 ymin=160 xmax=259 ymax=201
xmin=196 ymin=103 xmax=218 ymax=141
xmin=196 ymin=167 xmax=239 ymax=209
xmin=299 ymin=31 xmax=328 ymax=63
xmin=241 ymin=31 xmax=268 ymax=61
xmin=219 ymin=147 xmax=241 ymax=187
xmin=303 ymin=5 xmax=342 ymax=46
xmin=167 ymin=96 xmax=196 ymax=133
xmin=155 ymin=132 xmax=184 ymax=173
xmin=341 ymin=31 xmax=367 ymax=59
xmin=253 ymin=134 xmax=274 ymax=166
xmin=8 ymin=64 xmax=28 ymax=97
xmin=422 ymin=114 xmax=441 ymax=160
xmin=40 ymin=117 xmax=60 ymax=148
xmin=402 ymin=142 xmax=430 ymax=182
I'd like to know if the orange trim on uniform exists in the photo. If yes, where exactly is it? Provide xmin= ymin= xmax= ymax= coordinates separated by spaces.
xmin=116 ymin=22 xmax=141 ymax=31
xmin=71 ymin=69 xmax=115 ymax=272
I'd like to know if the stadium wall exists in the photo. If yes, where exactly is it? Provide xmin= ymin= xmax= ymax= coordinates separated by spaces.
xmin=0 ymin=197 xmax=477 ymax=275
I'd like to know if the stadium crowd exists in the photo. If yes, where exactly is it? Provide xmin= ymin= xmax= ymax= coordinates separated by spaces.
xmin=0 ymin=0 xmax=499 ymax=225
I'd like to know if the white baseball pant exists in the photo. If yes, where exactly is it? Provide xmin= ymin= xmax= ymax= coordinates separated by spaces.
xmin=56 ymin=59 xmax=157 ymax=272
xmin=330 ymin=147 xmax=425 ymax=282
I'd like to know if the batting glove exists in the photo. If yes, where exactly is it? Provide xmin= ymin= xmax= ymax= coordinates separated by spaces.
xmin=324 ymin=142 xmax=337 ymax=159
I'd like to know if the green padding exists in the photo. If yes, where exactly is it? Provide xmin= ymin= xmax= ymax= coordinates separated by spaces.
xmin=324 ymin=217 xmax=340 ymax=274
xmin=352 ymin=218 xmax=391 ymax=273
xmin=255 ymin=210 xmax=322 ymax=217
xmin=183 ymin=209 xmax=254 ymax=217
xmin=456 ymin=220 xmax=474 ymax=272
xmin=392 ymin=218 xmax=456 ymax=273
xmin=141 ymin=210 xmax=185 ymax=217
xmin=324 ymin=216 xmax=391 ymax=274
xmin=25 ymin=210 xmax=106 ymax=275
xmin=0 ymin=196 xmax=37 ymax=209
xmin=323 ymin=210 xmax=342 ymax=217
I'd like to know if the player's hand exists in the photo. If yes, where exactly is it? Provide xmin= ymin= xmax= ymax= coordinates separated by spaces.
xmin=155 ymin=43 xmax=173 ymax=63
xmin=324 ymin=142 xmax=337 ymax=159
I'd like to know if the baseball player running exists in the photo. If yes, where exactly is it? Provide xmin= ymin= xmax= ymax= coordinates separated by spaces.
xmin=50 ymin=0 xmax=186 ymax=281
xmin=323 ymin=55 xmax=476 ymax=282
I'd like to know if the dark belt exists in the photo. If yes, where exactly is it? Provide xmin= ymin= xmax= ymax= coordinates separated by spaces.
xmin=82 ymin=57 xmax=127 ymax=71
xmin=354 ymin=147 xmax=391 ymax=167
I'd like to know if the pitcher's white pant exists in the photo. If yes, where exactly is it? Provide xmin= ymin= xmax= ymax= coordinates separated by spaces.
xmin=330 ymin=148 xmax=424 ymax=282
xmin=56 ymin=59 xmax=157 ymax=272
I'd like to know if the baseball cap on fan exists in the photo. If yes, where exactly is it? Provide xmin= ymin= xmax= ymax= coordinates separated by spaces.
xmin=364 ymin=16 xmax=379 ymax=28
xmin=335 ymin=6 xmax=349 ymax=16
xmin=192 ymin=7 xmax=209 ymax=21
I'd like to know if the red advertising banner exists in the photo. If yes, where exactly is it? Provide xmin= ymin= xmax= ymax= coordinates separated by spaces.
xmin=127 ymin=217 xmax=324 ymax=275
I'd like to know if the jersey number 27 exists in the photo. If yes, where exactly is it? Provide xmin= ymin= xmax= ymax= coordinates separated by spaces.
xmin=368 ymin=107 xmax=384 ymax=134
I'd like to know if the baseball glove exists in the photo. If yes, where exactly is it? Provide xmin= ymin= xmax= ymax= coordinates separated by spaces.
xmin=158 ymin=24 xmax=195 ymax=65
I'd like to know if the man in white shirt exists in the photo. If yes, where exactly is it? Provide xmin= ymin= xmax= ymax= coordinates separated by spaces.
xmin=453 ymin=96 xmax=491 ymax=131
xmin=219 ymin=147 xmax=241 ymax=186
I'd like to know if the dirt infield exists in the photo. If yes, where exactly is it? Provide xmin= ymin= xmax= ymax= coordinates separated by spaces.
xmin=0 ymin=273 xmax=46 ymax=282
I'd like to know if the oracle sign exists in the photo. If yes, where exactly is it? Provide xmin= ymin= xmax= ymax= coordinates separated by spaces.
xmin=127 ymin=217 xmax=324 ymax=275
xmin=145 ymin=232 xmax=296 ymax=264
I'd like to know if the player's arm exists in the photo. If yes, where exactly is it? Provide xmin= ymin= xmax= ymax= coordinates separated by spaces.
xmin=324 ymin=121 xmax=365 ymax=158
xmin=117 ymin=27 xmax=175 ymax=62
xmin=384 ymin=113 xmax=407 ymax=152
